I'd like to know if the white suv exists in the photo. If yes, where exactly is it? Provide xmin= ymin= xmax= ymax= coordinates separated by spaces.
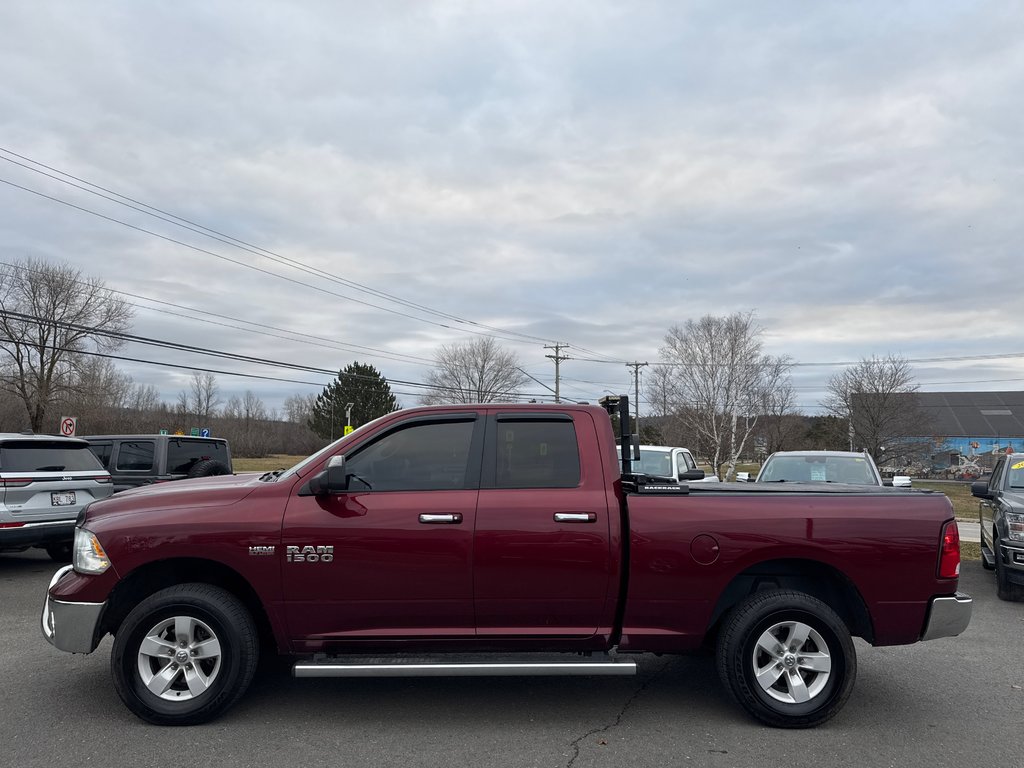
xmin=0 ymin=433 xmax=112 ymax=561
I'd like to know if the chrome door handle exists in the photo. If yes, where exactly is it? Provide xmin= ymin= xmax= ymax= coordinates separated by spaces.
xmin=554 ymin=512 xmax=597 ymax=523
xmin=419 ymin=513 xmax=463 ymax=524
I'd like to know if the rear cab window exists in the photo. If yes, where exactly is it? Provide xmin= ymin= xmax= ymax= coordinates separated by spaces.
xmin=166 ymin=439 xmax=229 ymax=475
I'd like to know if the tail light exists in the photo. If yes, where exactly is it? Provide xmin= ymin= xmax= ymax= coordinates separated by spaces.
xmin=0 ymin=522 xmax=27 ymax=529
xmin=0 ymin=477 xmax=33 ymax=488
xmin=938 ymin=520 xmax=961 ymax=579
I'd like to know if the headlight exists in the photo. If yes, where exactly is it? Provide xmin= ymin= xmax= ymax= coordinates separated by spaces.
xmin=73 ymin=527 xmax=111 ymax=574
xmin=1006 ymin=513 xmax=1024 ymax=542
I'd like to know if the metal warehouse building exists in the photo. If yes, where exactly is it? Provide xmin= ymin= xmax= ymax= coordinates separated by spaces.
xmin=917 ymin=391 xmax=1024 ymax=476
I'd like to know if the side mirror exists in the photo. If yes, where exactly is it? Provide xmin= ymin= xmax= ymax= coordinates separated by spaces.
xmin=300 ymin=455 xmax=349 ymax=496
xmin=679 ymin=469 xmax=705 ymax=481
xmin=970 ymin=478 xmax=992 ymax=500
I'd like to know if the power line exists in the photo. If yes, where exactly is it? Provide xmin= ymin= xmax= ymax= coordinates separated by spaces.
xmin=0 ymin=148 xmax=557 ymax=345
xmin=0 ymin=175 xmax=549 ymax=347
xmin=0 ymin=259 xmax=434 ymax=368
xmin=0 ymin=310 xmax=562 ymax=402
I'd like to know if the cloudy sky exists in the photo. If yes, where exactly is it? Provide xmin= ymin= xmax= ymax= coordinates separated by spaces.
xmin=1 ymin=1 xmax=1022 ymax=416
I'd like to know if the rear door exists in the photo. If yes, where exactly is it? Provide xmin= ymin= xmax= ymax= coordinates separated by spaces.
xmin=110 ymin=439 xmax=156 ymax=492
xmin=473 ymin=410 xmax=615 ymax=639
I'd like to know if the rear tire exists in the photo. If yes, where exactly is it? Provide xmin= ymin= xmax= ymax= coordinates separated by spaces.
xmin=716 ymin=590 xmax=856 ymax=728
xmin=111 ymin=583 xmax=258 ymax=725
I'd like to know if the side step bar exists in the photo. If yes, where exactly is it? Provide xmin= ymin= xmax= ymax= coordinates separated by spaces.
xmin=294 ymin=656 xmax=637 ymax=678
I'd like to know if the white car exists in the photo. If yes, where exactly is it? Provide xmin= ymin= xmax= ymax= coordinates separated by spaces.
xmin=636 ymin=445 xmax=719 ymax=483
xmin=756 ymin=450 xmax=885 ymax=485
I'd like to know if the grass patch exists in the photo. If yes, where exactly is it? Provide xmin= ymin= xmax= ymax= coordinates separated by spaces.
xmin=960 ymin=541 xmax=981 ymax=561
xmin=915 ymin=481 xmax=980 ymax=521
xmin=233 ymin=454 xmax=307 ymax=472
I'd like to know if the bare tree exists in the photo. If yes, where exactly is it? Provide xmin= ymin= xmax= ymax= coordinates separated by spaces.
xmin=659 ymin=312 xmax=793 ymax=480
xmin=420 ymin=337 xmax=528 ymax=404
xmin=179 ymin=371 xmax=221 ymax=424
xmin=823 ymin=354 xmax=930 ymax=465
xmin=283 ymin=393 xmax=316 ymax=424
xmin=0 ymin=258 xmax=133 ymax=432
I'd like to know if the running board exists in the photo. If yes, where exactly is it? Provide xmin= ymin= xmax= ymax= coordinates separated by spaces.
xmin=981 ymin=547 xmax=996 ymax=569
xmin=293 ymin=654 xmax=637 ymax=678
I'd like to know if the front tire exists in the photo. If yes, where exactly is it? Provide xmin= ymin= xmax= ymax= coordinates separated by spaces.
xmin=111 ymin=584 xmax=258 ymax=725
xmin=995 ymin=544 xmax=1024 ymax=602
xmin=716 ymin=590 xmax=856 ymax=728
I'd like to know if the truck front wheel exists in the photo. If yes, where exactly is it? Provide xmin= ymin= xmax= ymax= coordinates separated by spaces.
xmin=111 ymin=584 xmax=259 ymax=725
xmin=716 ymin=590 xmax=856 ymax=728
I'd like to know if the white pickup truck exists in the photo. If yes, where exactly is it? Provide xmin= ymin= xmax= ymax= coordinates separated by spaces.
xmin=636 ymin=445 xmax=720 ymax=483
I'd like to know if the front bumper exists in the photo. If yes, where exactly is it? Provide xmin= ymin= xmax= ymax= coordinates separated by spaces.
xmin=1000 ymin=543 xmax=1024 ymax=584
xmin=41 ymin=565 xmax=105 ymax=654
xmin=920 ymin=592 xmax=973 ymax=641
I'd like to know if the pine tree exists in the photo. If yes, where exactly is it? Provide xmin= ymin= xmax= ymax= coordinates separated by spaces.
xmin=308 ymin=362 xmax=400 ymax=440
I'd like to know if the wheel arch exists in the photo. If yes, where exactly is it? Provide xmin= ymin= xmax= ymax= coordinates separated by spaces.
xmin=99 ymin=558 xmax=280 ymax=653
xmin=706 ymin=558 xmax=874 ymax=645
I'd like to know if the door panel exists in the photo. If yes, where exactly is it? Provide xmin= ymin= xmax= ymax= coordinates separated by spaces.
xmin=473 ymin=412 xmax=615 ymax=638
xmin=282 ymin=414 xmax=482 ymax=645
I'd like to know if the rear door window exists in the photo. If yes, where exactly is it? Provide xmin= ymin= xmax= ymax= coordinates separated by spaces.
xmin=0 ymin=441 xmax=104 ymax=472
xmin=88 ymin=442 xmax=113 ymax=469
xmin=115 ymin=441 xmax=155 ymax=472
xmin=493 ymin=418 xmax=580 ymax=489
xmin=166 ymin=440 xmax=229 ymax=474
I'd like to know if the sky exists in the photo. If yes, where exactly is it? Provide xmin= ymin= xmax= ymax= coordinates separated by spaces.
xmin=1 ymin=1 xmax=1022 ymax=419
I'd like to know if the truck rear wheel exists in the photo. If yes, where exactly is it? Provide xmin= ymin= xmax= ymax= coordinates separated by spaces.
xmin=111 ymin=584 xmax=258 ymax=725
xmin=716 ymin=590 xmax=856 ymax=728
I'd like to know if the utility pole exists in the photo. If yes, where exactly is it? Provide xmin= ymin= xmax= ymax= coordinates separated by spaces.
xmin=544 ymin=344 xmax=571 ymax=403
xmin=626 ymin=361 xmax=648 ymax=437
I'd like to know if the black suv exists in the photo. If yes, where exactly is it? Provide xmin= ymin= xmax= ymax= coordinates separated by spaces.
xmin=972 ymin=452 xmax=1024 ymax=602
xmin=84 ymin=435 xmax=232 ymax=493
xmin=0 ymin=433 xmax=113 ymax=560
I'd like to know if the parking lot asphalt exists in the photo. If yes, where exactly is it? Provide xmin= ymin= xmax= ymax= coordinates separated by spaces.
xmin=3 ymin=549 xmax=1021 ymax=768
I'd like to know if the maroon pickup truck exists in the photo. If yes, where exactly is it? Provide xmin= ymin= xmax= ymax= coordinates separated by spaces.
xmin=41 ymin=397 xmax=971 ymax=728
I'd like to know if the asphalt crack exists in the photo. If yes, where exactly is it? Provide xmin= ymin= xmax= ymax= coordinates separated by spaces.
xmin=564 ymin=657 xmax=674 ymax=768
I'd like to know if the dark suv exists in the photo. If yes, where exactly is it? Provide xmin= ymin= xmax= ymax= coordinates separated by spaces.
xmin=0 ymin=433 xmax=113 ymax=560
xmin=84 ymin=435 xmax=232 ymax=493
xmin=972 ymin=452 xmax=1024 ymax=602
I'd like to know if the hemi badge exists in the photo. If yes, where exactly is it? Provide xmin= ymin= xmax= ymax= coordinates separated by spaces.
xmin=249 ymin=545 xmax=275 ymax=556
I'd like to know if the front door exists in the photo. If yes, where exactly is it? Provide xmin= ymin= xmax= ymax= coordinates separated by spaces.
xmin=282 ymin=412 xmax=483 ymax=646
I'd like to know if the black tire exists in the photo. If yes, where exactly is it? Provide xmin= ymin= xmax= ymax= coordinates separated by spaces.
xmin=716 ymin=590 xmax=857 ymax=728
xmin=995 ymin=543 xmax=1024 ymax=602
xmin=186 ymin=459 xmax=231 ymax=479
xmin=44 ymin=541 xmax=73 ymax=562
xmin=111 ymin=584 xmax=259 ymax=725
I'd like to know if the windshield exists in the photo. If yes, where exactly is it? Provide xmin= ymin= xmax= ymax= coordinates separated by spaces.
xmin=638 ymin=449 xmax=675 ymax=477
xmin=759 ymin=455 xmax=879 ymax=485
xmin=1009 ymin=459 xmax=1024 ymax=489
